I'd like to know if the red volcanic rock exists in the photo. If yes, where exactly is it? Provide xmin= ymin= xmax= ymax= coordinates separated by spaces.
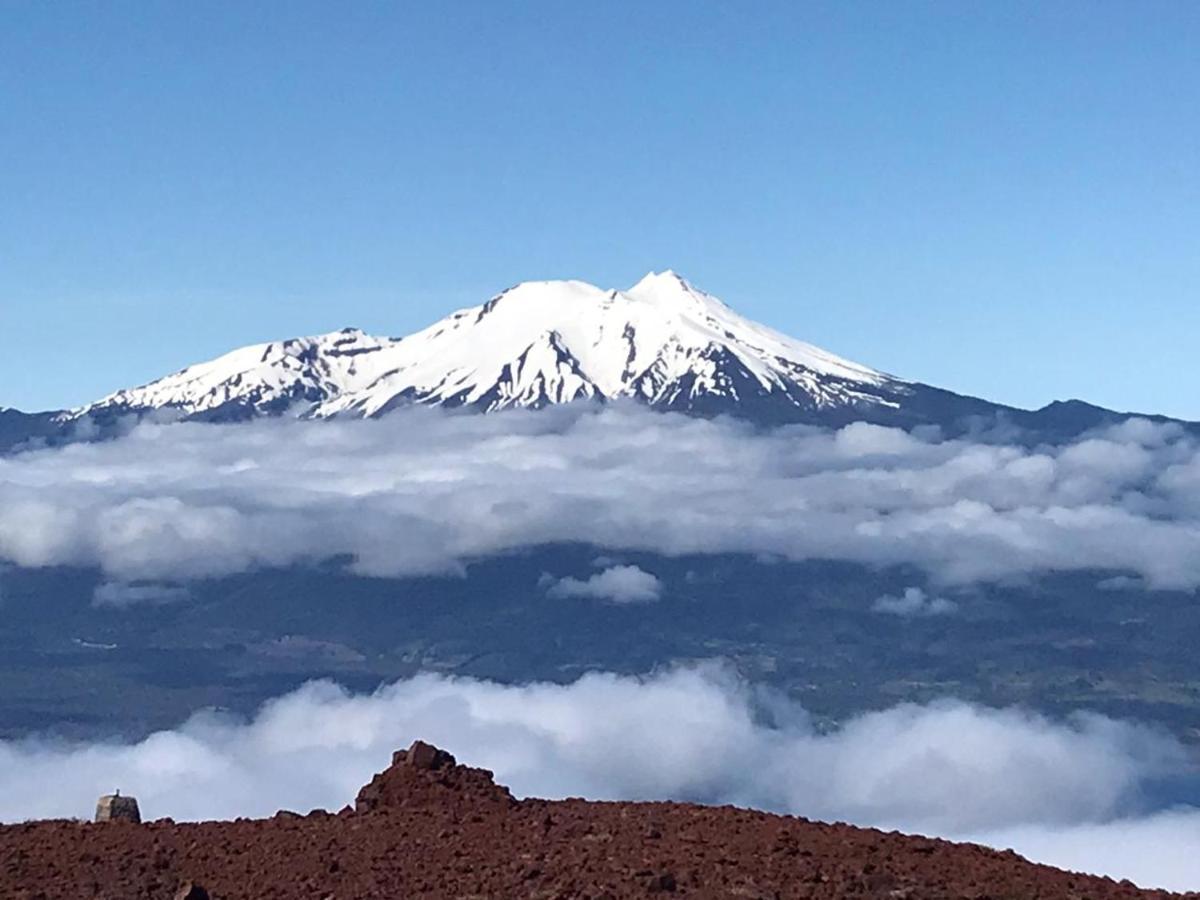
xmin=353 ymin=740 xmax=515 ymax=814
xmin=0 ymin=741 xmax=1194 ymax=900
xmin=404 ymin=739 xmax=450 ymax=770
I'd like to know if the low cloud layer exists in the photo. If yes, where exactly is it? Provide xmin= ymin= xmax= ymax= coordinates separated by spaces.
xmin=873 ymin=586 xmax=958 ymax=617
xmin=967 ymin=811 xmax=1200 ymax=895
xmin=1 ymin=406 xmax=1200 ymax=588
xmin=547 ymin=564 xmax=662 ymax=603
xmin=0 ymin=666 xmax=1195 ymax=890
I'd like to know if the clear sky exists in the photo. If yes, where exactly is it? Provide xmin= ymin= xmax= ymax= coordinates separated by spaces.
xmin=2 ymin=1 xmax=1197 ymax=417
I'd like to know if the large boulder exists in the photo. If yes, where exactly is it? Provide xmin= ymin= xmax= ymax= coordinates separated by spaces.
xmin=405 ymin=739 xmax=453 ymax=771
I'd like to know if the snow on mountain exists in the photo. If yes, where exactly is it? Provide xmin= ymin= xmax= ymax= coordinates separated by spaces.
xmin=80 ymin=328 xmax=399 ymax=419
xmin=72 ymin=272 xmax=915 ymax=423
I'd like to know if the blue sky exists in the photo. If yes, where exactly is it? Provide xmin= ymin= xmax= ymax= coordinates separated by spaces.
xmin=1 ymin=1 xmax=1197 ymax=417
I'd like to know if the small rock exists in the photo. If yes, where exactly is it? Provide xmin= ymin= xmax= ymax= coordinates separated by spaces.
xmin=645 ymin=871 xmax=677 ymax=892
xmin=173 ymin=882 xmax=209 ymax=900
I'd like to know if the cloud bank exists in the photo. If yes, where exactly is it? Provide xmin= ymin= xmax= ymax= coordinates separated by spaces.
xmin=0 ymin=666 xmax=1195 ymax=890
xmin=1 ymin=406 xmax=1199 ymax=588
xmin=547 ymin=564 xmax=663 ymax=603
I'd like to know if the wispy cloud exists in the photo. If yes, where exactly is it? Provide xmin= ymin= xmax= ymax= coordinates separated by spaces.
xmin=92 ymin=581 xmax=190 ymax=609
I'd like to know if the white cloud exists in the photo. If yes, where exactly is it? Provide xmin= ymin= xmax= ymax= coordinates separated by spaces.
xmin=0 ymin=406 xmax=1199 ymax=588
xmin=546 ymin=564 xmax=662 ymax=603
xmin=969 ymin=811 xmax=1200 ymax=895
xmin=872 ymin=586 xmax=958 ymax=617
xmin=0 ymin=666 xmax=1194 ymax=890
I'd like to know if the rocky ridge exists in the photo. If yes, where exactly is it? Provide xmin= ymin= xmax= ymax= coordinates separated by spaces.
xmin=0 ymin=740 xmax=1193 ymax=899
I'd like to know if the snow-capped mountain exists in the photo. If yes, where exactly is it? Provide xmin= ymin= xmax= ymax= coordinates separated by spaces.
xmin=72 ymin=272 xmax=929 ymax=424
xmin=2 ymin=270 xmax=1181 ymax=453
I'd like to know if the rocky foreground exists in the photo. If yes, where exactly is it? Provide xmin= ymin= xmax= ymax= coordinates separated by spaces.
xmin=0 ymin=742 xmax=1190 ymax=899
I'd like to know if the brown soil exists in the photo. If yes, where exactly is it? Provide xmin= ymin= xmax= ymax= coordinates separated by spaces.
xmin=0 ymin=741 xmax=1190 ymax=899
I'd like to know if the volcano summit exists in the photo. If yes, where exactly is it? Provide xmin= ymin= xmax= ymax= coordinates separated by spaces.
xmin=1 ymin=271 xmax=1189 ymax=453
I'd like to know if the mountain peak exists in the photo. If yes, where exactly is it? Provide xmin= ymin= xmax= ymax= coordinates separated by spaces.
xmin=71 ymin=273 xmax=902 ymax=422
xmin=626 ymin=269 xmax=704 ymax=305
xmin=630 ymin=268 xmax=685 ymax=288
